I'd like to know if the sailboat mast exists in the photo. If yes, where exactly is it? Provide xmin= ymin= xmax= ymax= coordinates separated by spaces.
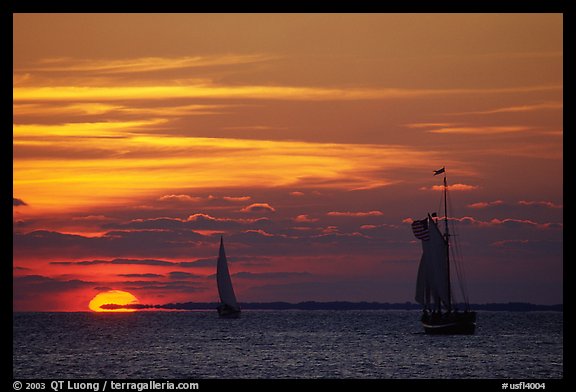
xmin=443 ymin=172 xmax=452 ymax=311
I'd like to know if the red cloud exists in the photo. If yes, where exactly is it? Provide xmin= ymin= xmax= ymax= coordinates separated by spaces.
xmin=222 ymin=196 xmax=252 ymax=202
xmin=72 ymin=215 xmax=114 ymax=221
xmin=326 ymin=211 xmax=383 ymax=217
xmin=158 ymin=194 xmax=201 ymax=202
xmin=404 ymin=216 xmax=561 ymax=230
xmin=518 ymin=200 xmax=562 ymax=209
xmin=467 ymin=200 xmax=504 ymax=209
xmin=293 ymin=214 xmax=319 ymax=223
xmin=186 ymin=213 xmax=220 ymax=222
xmin=451 ymin=216 xmax=562 ymax=229
xmin=421 ymin=184 xmax=478 ymax=191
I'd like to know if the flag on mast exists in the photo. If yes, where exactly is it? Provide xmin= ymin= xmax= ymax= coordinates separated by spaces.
xmin=433 ymin=167 xmax=445 ymax=176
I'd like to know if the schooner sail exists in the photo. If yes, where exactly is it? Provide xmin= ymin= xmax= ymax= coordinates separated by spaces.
xmin=216 ymin=236 xmax=241 ymax=318
xmin=414 ymin=215 xmax=450 ymax=311
xmin=411 ymin=167 xmax=476 ymax=334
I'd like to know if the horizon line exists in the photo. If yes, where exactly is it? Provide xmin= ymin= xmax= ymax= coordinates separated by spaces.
xmin=14 ymin=300 xmax=563 ymax=313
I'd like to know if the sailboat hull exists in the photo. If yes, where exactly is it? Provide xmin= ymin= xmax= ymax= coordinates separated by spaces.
xmin=421 ymin=311 xmax=476 ymax=335
xmin=217 ymin=304 xmax=241 ymax=319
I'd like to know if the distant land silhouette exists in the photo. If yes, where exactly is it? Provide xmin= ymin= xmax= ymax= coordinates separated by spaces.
xmin=101 ymin=301 xmax=563 ymax=312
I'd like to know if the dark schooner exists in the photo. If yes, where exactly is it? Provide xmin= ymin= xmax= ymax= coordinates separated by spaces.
xmin=411 ymin=167 xmax=476 ymax=334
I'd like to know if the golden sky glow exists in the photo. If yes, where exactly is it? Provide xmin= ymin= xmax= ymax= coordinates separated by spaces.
xmin=14 ymin=123 xmax=444 ymax=211
xmin=13 ymin=14 xmax=563 ymax=311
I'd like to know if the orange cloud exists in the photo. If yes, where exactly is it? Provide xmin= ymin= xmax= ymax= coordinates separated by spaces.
xmin=449 ymin=216 xmax=562 ymax=230
xmin=421 ymin=184 xmax=479 ymax=192
xmin=518 ymin=200 xmax=562 ymax=209
xmin=241 ymin=203 xmax=276 ymax=213
xmin=468 ymin=200 xmax=505 ymax=209
xmin=14 ymin=119 xmax=166 ymax=138
xmin=293 ymin=215 xmax=319 ymax=223
xmin=14 ymin=102 xmax=231 ymax=119
xmin=428 ymin=126 xmax=531 ymax=135
xmin=220 ymin=196 xmax=252 ymax=202
xmin=158 ymin=195 xmax=202 ymax=202
xmin=19 ymin=55 xmax=277 ymax=74
xmin=404 ymin=122 xmax=458 ymax=129
xmin=15 ymin=127 xmax=448 ymax=212
xmin=13 ymin=81 xmax=562 ymax=103
xmin=450 ymin=101 xmax=563 ymax=116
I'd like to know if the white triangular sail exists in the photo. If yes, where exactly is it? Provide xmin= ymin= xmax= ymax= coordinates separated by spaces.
xmin=216 ymin=237 xmax=239 ymax=310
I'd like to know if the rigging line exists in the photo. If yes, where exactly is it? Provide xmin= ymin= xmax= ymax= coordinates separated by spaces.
xmin=447 ymin=189 xmax=470 ymax=306
xmin=447 ymin=190 xmax=466 ymax=305
xmin=436 ymin=184 xmax=444 ymax=220
xmin=451 ymin=224 xmax=469 ymax=305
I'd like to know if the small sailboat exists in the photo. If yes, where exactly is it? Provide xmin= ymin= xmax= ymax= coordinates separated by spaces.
xmin=411 ymin=167 xmax=476 ymax=334
xmin=216 ymin=236 xmax=241 ymax=318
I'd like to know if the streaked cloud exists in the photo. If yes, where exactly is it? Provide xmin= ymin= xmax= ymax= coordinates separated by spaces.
xmin=222 ymin=125 xmax=289 ymax=132
xmin=451 ymin=216 xmax=562 ymax=230
xmin=404 ymin=122 xmax=458 ymax=129
xmin=421 ymin=184 xmax=479 ymax=192
xmin=167 ymin=271 xmax=204 ymax=280
xmin=488 ymin=218 xmax=561 ymax=229
xmin=326 ymin=210 xmax=384 ymax=217
xmin=14 ymin=119 xmax=166 ymax=139
xmin=240 ymin=203 xmax=276 ymax=213
xmin=468 ymin=200 xmax=505 ymax=209
xmin=293 ymin=214 xmax=319 ymax=223
xmin=18 ymin=54 xmax=277 ymax=74
xmin=491 ymin=239 xmax=562 ymax=253
xmin=157 ymin=194 xmax=252 ymax=204
xmin=14 ymin=102 xmax=230 ymax=119
xmin=518 ymin=200 xmax=562 ymax=209
xmin=72 ymin=215 xmax=114 ymax=221
xmin=219 ymin=196 xmax=252 ymax=203
xmin=14 ymin=130 xmax=448 ymax=211
xmin=13 ymin=82 xmax=562 ymax=103
xmin=51 ymin=258 xmax=177 ymax=267
xmin=233 ymin=271 xmax=313 ymax=280
xmin=158 ymin=194 xmax=202 ymax=203
xmin=427 ymin=126 xmax=532 ymax=135
xmin=450 ymin=101 xmax=563 ymax=116
xmin=118 ymin=273 xmax=164 ymax=278
xmin=14 ymin=102 xmax=122 ymax=117
xmin=106 ymin=213 xmax=266 ymax=231
xmin=14 ymin=274 xmax=94 ymax=292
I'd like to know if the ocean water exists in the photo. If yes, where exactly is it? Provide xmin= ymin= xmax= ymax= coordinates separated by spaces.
xmin=13 ymin=310 xmax=562 ymax=379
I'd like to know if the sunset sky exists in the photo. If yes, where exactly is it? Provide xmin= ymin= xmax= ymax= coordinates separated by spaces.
xmin=13 ymin=13 xmax=563 ymax=311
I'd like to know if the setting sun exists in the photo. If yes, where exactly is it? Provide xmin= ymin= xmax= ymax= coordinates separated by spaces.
xmin=88 ymin=290 xmax=140 ymax=312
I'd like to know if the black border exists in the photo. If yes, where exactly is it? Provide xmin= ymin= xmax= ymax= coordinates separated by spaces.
xmin=8 ymin=0 xmax=569 ymax=13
